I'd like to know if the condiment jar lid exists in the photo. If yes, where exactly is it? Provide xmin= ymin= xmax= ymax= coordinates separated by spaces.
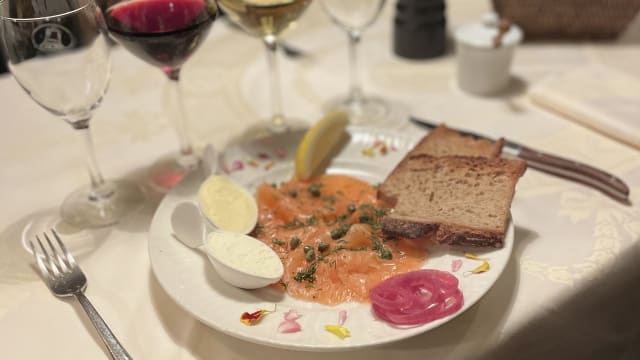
xmin=454 ymin=13 xmax=523 ymax=49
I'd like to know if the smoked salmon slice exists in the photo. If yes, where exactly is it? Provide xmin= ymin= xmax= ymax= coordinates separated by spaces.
xmin=253 ymin=174 xmax=428 ymax=305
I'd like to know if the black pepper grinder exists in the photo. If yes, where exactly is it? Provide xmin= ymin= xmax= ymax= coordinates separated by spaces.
xmin=393 ymin=0 xmax=447 ymax=59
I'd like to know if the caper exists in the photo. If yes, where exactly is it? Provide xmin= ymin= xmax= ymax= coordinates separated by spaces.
xmin=308 ymin=184 xmax=321 ymax=197
xmin=318 ymin=242 xmax=329 ymax=252
xmin=330 ymin=224 xmax=350 ymax=240
xmin=305 ymin=249 xmax=316 ymax=262
xmin=290 ymin=237 xmax=301 ymax=250
xmin=347 ymin=204 xmax=356 ymax=213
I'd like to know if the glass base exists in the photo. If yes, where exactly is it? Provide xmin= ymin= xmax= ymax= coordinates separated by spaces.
xmin=148 ymin=157 xmax=196 ymax=192
xmin=234 ymin=117 xmax=309 ymax=142
xmin=326 ymin=95 xmax=390 ymax=125
xmin=60 ymin=180 xmax=145 ymax=228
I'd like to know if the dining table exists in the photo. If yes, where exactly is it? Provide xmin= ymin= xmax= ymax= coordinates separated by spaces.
xmin=1 ymin=1 xmax=639 ymax=359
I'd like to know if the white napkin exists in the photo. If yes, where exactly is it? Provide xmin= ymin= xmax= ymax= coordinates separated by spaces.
xmin=529 ymin=64 xmax=640 ymax=149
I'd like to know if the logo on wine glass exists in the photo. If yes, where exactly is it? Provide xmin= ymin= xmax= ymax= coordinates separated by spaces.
xmin=32 ymin=23 xmax=76 ymax=53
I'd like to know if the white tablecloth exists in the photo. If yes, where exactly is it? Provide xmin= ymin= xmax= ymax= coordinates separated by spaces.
xmin=1 ymin=1 xmax=639 ymax=359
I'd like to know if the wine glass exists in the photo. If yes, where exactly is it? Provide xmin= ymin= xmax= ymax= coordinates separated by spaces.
xmin=0 ymin=0 xmax=145 ymax=228
xmin=320 ymin=0 xmax=388 ymax=124
xmin=102 ymin=0 xmax=219 ymax=190
xmin=217 ymin=0 xmax=312 ymax=133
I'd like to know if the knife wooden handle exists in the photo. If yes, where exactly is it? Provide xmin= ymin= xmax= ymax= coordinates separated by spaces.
xmin=518 ymin=146 xmax=630 ymax=204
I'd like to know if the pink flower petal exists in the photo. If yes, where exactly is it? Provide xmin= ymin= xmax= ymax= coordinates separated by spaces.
xmin=275 ymin=148 xmax=287 ymax=159
xmin=338 ymin=310 xmax=347 ymax=326
xmin=230 ymin=160 xmax=244 ymax=171
xmin=284 ymin=309 xmax=300 ymax=321
xmin=277 ymin=320 xmax=301 ymax=333
xmin=451 ymin=259 xmax=463 ymax=272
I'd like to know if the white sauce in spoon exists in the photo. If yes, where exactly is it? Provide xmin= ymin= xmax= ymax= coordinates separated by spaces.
xmin=205 ymin=231 xmax=283 ymax=288
xmin=198 ymin=175 xmax=258 ymax=234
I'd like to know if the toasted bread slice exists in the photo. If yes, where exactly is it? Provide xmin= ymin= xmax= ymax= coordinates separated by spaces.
xmin=410 ymin=125 xmax=504 ymax=158
xmin=379 ymin=155 xmax=526 ymax=248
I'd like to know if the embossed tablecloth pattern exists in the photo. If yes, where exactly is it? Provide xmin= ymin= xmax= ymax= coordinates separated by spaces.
xmin=1 ymin=1 xmax=639 ymax=359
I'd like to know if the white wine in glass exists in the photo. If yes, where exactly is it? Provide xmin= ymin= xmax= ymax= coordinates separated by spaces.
xmin=217 ymin=0 xmax=312 ymax=133
xmin=321 ymin=0 xmax=389 ymax=125
xmin=0 ymin=0 xmax=145 ymax=228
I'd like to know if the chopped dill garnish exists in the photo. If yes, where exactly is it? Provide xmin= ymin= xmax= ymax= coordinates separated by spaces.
xmin=370 ymin=232 xmax=382 ymax=251
xmin=294 ymin=262 xmax=317 ymax=283
xmin=322 ymin=194 xmax=337 ymax=205
xmin=282 ymin=217 xmax=305 ymax=230
xmin=357 ymin=203 xmax=388 ymax=228
xmin=252 ymin=223 xmax=265 ymax=236
xmin=370 ymin=232 xmax=392 ymax=259
xmin=272 ymin=239 xmax=286 ymax=247
xmin=337 ymin=213 xmax=350 ymax=222
xmin=358 ymin=203 xmax=376 ymax=211
xmin=305 ymin=215 xmax=319 ymax=226
xmin=318 ymin=245 xmax=346 ymax=263
xmin=349 ymin=246 xmax=368 ymax=251
xmin=380 ymin=248 xmax=393 ymax=260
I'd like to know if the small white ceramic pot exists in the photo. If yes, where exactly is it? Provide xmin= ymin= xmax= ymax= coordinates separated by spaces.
xmin=454 ymin=14 xmax=523 ymax=96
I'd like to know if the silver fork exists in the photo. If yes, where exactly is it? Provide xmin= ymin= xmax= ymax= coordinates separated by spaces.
xmin=29 ymin=230 xmax=132 ymax=360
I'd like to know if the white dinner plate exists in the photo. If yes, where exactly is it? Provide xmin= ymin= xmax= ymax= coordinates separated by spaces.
xmin=148 ymin=126 xmax=514 ymax=351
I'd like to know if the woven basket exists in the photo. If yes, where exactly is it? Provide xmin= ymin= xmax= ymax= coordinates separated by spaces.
xmin=492 ymin=0 xmax=640 ymax=40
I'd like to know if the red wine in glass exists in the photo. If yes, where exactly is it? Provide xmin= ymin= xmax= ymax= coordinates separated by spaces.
xmin=104 ymin=0 xmax=218 ymax=191
xmin=106 ymin=0 xmax=217 ymax=69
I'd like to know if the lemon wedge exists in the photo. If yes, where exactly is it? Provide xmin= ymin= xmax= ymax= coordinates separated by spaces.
xmin=295 ymin=111 xmax=349 ymax=180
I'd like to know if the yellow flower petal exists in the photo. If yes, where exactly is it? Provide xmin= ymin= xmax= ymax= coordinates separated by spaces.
xmin=464 ymin=253 xmax=489 ymax=261
xmin=464 ymin=260 xmax=490 ymax=276
xmin=325 ymin=324 xmax=351 ymax=339
xmin=362 ymin=148 xmax=375 ymax=157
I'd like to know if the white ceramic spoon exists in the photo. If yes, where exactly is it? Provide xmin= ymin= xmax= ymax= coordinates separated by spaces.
xmin=170 ymin=202 xmax=283 ymax=289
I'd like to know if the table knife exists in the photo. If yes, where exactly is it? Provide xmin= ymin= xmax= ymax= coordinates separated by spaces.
xmin=410 ymin=116 xmax=631 ymax=204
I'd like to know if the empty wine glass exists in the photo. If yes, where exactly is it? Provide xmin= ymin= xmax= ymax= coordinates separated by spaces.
xmin=102 ymin=0 xmax=219 ymax=190
xmin=217 ymin=0 xmax=312 ymax=133
xmin=321 ymin=0 xmax=389 ymax=124
xmin=0 ymin=0 xmax=145 ymax=228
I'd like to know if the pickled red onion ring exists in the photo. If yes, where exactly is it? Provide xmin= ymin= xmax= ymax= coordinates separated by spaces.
xmin=369 ymin=270 xmax=464 ymax=326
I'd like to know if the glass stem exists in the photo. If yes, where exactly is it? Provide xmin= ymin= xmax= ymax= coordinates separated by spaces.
xmin=164 ymin=67 xmax=198 ymax=169
xmin=72 ymin=119 xmax=113 ymax=200
xmin=347 ymin=30 xmax=364 ymax=105
xmin=263 ymin=35 xmax=286 ymax=133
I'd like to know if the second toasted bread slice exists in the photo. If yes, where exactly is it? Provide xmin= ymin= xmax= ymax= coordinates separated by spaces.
xmin=410 ymin=125 xmax=504 ymax=158
xmin=379 ymin=155 xmax=526 ymax=248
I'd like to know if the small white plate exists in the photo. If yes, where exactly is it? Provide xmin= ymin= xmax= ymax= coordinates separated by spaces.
xmin=148 ymin=126 xmax=514 ymax=351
